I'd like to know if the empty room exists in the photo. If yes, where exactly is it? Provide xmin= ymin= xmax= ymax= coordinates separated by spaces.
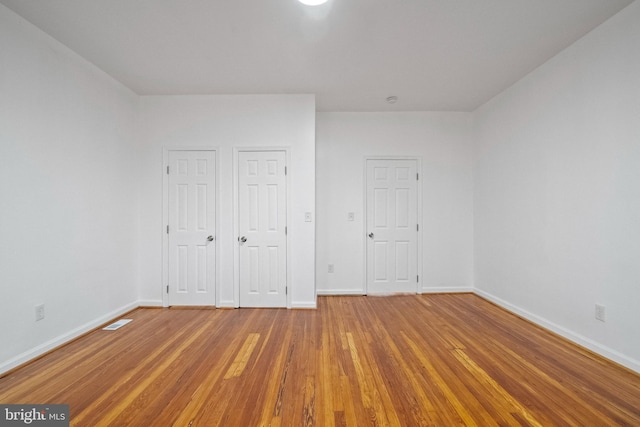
xmin=1 ymin=0 xmax=639 ymax=425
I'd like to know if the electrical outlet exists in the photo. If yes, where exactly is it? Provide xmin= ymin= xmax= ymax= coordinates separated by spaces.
xmin=35 ymin=304 xmax=45 ymax=321
xmin=595 ymin=304 xmax=606 ymax=322
xmin=347 ymin=212 xmax=355 ymax=221
xmin=328 ymin=264 xmax=334 ymax=273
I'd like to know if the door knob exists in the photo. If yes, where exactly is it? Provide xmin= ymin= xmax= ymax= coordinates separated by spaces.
xmin=207 ymin=235 xmax=214 ymax=242
xmin=238 ymin=236 xmax=247 ymax=243
xmin=368 ymin=232 xmax=374 ymax=239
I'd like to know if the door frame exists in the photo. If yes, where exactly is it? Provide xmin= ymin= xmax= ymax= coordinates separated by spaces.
xmin=162 ymin=147 xmax=219 ymax=307
xmin=363 ymin=156 xmax=423 ymax=295
xmin=233 ymin=147 xmax=291 ymax=308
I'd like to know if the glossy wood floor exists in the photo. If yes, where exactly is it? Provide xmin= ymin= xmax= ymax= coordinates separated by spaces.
xmin=1 ymin=294 xmax=639 ymax=426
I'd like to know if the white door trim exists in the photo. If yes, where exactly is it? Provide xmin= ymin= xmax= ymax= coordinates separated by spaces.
xmin=162 ymin=147 xmax=219 ymax=307
xmin=363 ymin=156 xmax=422 ymax=294
xmin=233 ymin=147 xmax=291 ymax=308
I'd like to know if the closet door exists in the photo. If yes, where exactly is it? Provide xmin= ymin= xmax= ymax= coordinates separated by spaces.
xmin=238 ymin=150 xmax=287 ymax=307
xmin=167 ymin=150 xmax=216 ymax=306
xmin=366 ymin=159 xmax=418 ymax=294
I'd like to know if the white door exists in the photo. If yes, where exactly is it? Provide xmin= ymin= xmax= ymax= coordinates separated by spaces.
xmin=366 ymin=159 xmax=418 ymax=294
xmin=238 ymin=151 xmax=287 ymax=307
xmin=167 ymin=150 xmax=216 ymax=306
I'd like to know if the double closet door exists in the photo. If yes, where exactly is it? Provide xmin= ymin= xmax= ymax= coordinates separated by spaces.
xmin=166 ymin=149 xmax=288 ymax=308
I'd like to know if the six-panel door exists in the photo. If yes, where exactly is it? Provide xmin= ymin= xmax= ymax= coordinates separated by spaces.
xmin=366 ymin=159 xmax=418 ymax=294
xmin=238 ymin=151 xmax=287 ymax=307
xmin=168 ymin=150 xmax=216 ymax=306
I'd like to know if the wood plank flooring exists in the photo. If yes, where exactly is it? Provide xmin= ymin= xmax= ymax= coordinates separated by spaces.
xmin=1 ymin=294 xmax=639 ymax=426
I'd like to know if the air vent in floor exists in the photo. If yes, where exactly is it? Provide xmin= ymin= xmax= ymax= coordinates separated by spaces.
xmin=102 ymin=319 xmax=132 ymax=331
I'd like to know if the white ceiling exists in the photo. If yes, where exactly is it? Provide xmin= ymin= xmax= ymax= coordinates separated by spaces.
xmin=1 ymin=0 xmax=633 ymax=111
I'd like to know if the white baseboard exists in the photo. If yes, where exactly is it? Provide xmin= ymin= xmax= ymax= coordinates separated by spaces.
xmin=0 ymin=301 xmax=139 ymax=375
xmin=138 ymin=300 xmax=163 ymax=307
xmin=216 ymin=300 xmax=317 ymax=309
xmin=291 ymin=301 xmax=317 ymax=309
xmin=474 ymin=288 xmax=640 ymax=374
xmin=317 ymin=289 xmax=365 ymax=296
xmin=217 ymin=300 xmax=237 ymax=308
xmin=422 ymin=286 xmax=474 ymax=294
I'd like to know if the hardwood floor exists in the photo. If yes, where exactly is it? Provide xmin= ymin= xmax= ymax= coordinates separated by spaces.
xmin=1 ymin=294 xmax=639 ymax=426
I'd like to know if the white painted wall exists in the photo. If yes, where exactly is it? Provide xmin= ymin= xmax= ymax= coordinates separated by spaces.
xmin=473 ymin=1 xmax=640 ymax=371
xmin=316 ymin=112 xmax=474 ymax=294
xmin=137 ymin=95 xmax=316 ymax=308
xmin=0 ymin=5 xmax=139 ymax=373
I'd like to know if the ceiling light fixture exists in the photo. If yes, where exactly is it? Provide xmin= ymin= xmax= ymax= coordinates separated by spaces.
xmin=298 ymin=0 xmax=329 ymax=5
xmin=386 ymin=96 xmax=398 ymax=104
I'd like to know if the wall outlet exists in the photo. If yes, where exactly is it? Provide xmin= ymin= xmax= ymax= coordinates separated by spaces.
xmin=347 ymin=212 xmax=355 ymax=221
xmin=595 ymin=304 xmax=606 ymax=322
xmin=328 ymin=264 xmax=334 ymax=273
xmin=35 ymin=304 xmax=45 ymax=321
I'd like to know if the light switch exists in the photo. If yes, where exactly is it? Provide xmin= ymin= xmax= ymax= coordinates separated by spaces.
xmin=305 ymin=212 xmax=312 ymax=222
xmin=347 ymin=212 xmax=355 ymax=221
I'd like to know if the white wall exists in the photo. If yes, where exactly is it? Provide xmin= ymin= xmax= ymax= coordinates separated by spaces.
xmin=0 ymin=5 xmax=139 ymax=373
xmin=316 ymin=112 xmax=474 ymax=294
xmin=473 ymin=1 xmax=640 ymax=371
xmin=137 ymin=95 xmax=316 ymax=308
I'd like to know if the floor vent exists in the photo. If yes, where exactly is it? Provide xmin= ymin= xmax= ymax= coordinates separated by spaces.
xmin=102 ymin=319 xmax=132 ymax=331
